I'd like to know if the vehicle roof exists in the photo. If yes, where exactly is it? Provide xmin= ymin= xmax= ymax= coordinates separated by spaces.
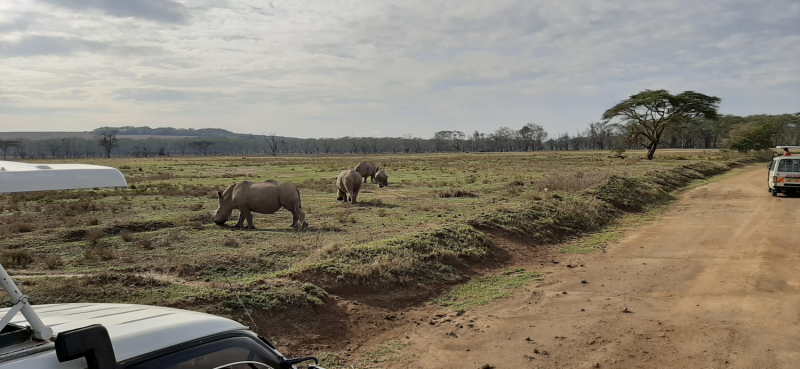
xmin=0 ymin=161 xmax=127 ymax=193
xmin=0 ymin=304 xmax=247 ymax=367
xmin=773 ymin=155 xmax=800 ymax=160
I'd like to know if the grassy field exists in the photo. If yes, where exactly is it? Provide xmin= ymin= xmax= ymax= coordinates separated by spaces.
xmin=0 ymin=149 xmax=757 ymax=324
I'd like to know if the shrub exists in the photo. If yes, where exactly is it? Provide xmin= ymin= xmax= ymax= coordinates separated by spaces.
xmin=1 ymin=222 xmax=34 ymax=234
xmin=0 ymin=250 xmax=33 ymax=268
xmin=84 ymin=243 xmax=114 ymax=261
xmin=43 ymin=255 xmax=64 ymax=270
xmin=223 ymin=237 xmax=239 ymax=248
xmin=120 ymin=231 xmax=135 ymax=242
xmin=139 ymin=239 xmax=153 ymax=250
xmin=437 ymin=189 xmax=477 ymax=198
xmin=85 ymin=228 xmax=106 ymax=245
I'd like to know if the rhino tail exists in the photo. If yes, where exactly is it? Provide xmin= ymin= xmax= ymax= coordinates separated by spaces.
xmin=296 ymin=187 xmax=302 ymax=209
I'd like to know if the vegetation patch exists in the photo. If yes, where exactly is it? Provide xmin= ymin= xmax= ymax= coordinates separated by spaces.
xmin=560 ymin=231 xmax=624 ymax=254
xmin=0 ymin=274 xmax=326 ymax=314
xmin=436 ymin=268 xmax=541 ymax=312
xmin=469 ymin=197 xmax=619 ymax=243
xmin=361 ymin=341 xmax=413 ymax=365
xmin=592 ymin=176 xmax=673 ymax=211
xmin=295 ymin=224 xmax=493 ymax=286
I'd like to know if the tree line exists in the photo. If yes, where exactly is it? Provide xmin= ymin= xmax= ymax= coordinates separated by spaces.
xmin=1 ymin=90 xmax=796 ymax=160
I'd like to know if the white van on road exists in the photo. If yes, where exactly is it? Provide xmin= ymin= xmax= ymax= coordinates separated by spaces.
xmin=768 ymin=146 xmax=800 ymax=197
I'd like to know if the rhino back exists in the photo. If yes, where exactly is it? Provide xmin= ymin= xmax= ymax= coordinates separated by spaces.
xmin=232 ymin=181 xmax=282 ymax=214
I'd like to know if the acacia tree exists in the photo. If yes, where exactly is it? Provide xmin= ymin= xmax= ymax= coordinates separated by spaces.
xmin=262 ymin=133 xmax=279 ymax=156
xmin=188 ymin=140 xmax=214 ymax=155
xmin=0 ymin=140 xmax=20 ymax=160
xmin=98 ymin=131 xmax=119 ymax=158
xmin=602 ymin=90 xmax=720 ymax=160
xmin=726 ymin=122 xmax=773 ymax=153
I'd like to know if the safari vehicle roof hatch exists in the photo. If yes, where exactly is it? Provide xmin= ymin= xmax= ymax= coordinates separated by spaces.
xmin=0 ymin=161 xmax=127 ymax=193
xmin=0 ymin=161 xmax=127 ymax=368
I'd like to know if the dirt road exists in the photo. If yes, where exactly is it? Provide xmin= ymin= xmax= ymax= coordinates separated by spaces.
xmin=367 ymin=166 xmax=800 ymax=368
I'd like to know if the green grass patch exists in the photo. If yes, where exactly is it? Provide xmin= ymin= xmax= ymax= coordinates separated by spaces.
xmin=1 ymin=274 xmax=326 ymax=314
xmin=436 ymin=268 xmax=541 ymax=312
xmin=560 ymin=231 xmax=623 ymax=254
xmin=469 ymin=196 xmax=619 ymax=243
xmin=295 ymin=224 xmax=493 ymax=286
xmin=362 ymin=341 xmax=413 ymax=365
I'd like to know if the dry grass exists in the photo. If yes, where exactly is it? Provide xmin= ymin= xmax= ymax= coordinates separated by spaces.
xmin=0 ymin=150 xmax=760 ymax=314
xmin=0 ymin=250 xmax=33 ymax=268
xmin=120 ymin=231 xmax=135 ymax=242
xmin=437 ymin=189 xmax=478 ymax=198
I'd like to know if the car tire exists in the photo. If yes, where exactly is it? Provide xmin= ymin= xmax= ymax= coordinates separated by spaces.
xmin=771 ymin=189 xmax=779 ymax=197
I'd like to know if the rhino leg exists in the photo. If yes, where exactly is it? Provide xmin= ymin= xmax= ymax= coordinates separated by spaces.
xmin=289 ymin=206 xmax=307 ymax=229
xmin=337 ymin=189 xmax=346 ymax=201
xmin=239 ymin=207 xmax=255 ymax=229
xmin=350 ymin=190 xmax=359 ymax=204
xmin=233 ymin=209 xmax=245 ymax=228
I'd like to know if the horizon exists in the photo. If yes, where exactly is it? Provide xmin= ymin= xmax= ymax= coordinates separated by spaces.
xmin=1 ymin=1 xmax=798 ymax=138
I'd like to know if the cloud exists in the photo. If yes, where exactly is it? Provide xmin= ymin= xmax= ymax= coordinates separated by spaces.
xmin=38 ymin=0 xmax=188 ymax=23
xmin=0 ymin=35 xmax=107 ymax=56
xmin=114 ymin=88 xmax=194 ymax=102
xmin=0 ymin=0 xmax=798 ymax=137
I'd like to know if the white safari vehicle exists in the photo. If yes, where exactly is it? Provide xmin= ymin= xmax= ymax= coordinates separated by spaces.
xmin=768 ymin=146 xmax=800 ymax=197
xmin=0 ymin=161 xmax=324 ymax=369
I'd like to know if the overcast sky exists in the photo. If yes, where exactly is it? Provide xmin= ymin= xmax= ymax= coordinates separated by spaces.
xmin=0 ymin=0 xmax=798 ymax=138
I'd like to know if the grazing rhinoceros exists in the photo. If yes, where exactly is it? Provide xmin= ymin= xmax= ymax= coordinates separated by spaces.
xmin=336 ymin=170 xmax=362 ymax=204
xmin=375 ymin=170 xmax=389 ymax=188
xmin=354 ymin=162 xmax=378 ymax=183
xmin=214 ymin=180 xmax=307 ymax=229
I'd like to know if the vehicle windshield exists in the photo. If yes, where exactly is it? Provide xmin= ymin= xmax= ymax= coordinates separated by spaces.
xmin=778 ymin=159 xmax=800 ymax=172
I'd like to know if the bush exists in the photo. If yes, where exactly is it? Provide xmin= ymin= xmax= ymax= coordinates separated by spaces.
xmin=437 ymin=189 xmax=477 ymax=198
xmin=1 ymin=222 xmax=34 ymax=234
xmin=138 ymin=239 xmax=153 ymax=250
xmin=0 ymin=250 xmax=33 ymax=268
xmin=223 ymin=237 xmax=239 ymax=248
xmin=43 ymin=255 xmax=64 ymax=270
xmin=85 ymin=228 xmax=106 ymax=245
xmin=120 ymin=231 xmax=135 ymax=242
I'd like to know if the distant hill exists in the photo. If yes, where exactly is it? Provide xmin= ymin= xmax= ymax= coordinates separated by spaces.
xmin=0 ymin=132 xmax=95 ymax=140
xmin=92 ymin=126 xmax=257 ymax=139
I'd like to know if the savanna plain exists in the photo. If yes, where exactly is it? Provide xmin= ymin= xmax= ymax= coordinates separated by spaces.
xmin=0 ymin=150 xmax=763 ymax=367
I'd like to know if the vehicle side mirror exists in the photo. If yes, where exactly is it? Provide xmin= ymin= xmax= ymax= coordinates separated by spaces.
xmin=55 ymin=324 xmax=119 ymax=369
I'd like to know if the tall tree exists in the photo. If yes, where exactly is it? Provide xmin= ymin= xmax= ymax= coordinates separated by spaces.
xmin=726 ymin=122 xmax=773 ymax=153
xmin=188 ymin=140 xmax=214 ymax=156
xmin=0 ymin=140 xmax=19 ymax=160
xmin=262 ymin=133 xmax=279 ymax=156
xmin=0 ymin=140 xmax=20 ymax=160
xmin=98 ymin=131 xmax=119 ymax=158
xmin=602 ymin=90 xmax=720 ymax=160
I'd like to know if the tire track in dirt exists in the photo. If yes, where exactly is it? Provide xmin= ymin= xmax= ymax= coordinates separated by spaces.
xmin=358 ymin=166 xmax=800 ymax=368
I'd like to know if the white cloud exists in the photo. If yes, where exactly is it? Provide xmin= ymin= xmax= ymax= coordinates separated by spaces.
xmin=0 ymin=0 xmax=798 ymax=136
